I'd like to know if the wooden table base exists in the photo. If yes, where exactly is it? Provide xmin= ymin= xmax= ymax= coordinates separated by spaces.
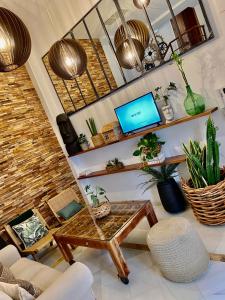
xmin=53 ymin=201 xmax=158 ymax=284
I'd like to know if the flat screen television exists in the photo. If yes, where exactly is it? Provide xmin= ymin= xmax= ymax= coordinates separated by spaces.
xmin=114 ymin=92 xmax=161 ymax=134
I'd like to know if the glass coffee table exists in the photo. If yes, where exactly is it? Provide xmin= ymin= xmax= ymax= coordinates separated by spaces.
xmin=53 ymin=200 xmax=158 ymax=284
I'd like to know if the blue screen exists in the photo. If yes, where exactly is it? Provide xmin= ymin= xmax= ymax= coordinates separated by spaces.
xmin=115 ymin=93 xmax=161 ymax=134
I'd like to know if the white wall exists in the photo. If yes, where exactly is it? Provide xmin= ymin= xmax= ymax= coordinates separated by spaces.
xmin=2 ymin=0 xmax=225 ymax=222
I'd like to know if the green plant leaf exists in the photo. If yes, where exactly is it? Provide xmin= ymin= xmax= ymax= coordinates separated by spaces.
xmin=133 ymin=150 xmax=141 ymax=156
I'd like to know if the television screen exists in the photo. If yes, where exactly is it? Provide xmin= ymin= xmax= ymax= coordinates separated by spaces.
xmin=114 ymin=92 xmax=161 ymax=134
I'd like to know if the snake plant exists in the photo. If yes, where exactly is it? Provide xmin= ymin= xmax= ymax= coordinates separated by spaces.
xmin=183 ymin=117 xmax=220 ymax=188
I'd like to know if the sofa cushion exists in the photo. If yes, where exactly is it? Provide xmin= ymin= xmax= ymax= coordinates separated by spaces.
xmin=10 ymin=258 xmax=61 ymax=291
xmin=0 ymin=290 xmax=13 ymax=300
xmin=57 ymin=201 xmax=83 ymax=220
xmin=12 ymin=215 xmax=48 ymax=249
xmin=0 ymin=282 xmax=35 ymax=300
xmin=0 ymin=262 xmax=41 ymax=298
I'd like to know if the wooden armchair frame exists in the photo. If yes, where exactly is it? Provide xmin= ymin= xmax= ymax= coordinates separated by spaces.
xmin=4 ymin=208 xmax=57 ymax=261
xmin=47 ymin=187 xmax=83 ymax=225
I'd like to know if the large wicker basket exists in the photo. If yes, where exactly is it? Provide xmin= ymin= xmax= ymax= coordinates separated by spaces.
xmin=92 ymin=202 xmax=111 ymax=219
xmin=181 ymin=178 xmax=225 ymax=225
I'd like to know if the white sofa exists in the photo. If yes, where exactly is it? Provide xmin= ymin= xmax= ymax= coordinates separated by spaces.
xmin=0 ymin=245 xmax=95 ymax=300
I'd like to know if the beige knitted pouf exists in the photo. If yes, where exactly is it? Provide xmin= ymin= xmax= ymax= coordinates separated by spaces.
xmin=147 ymin=217 xmax=209 ymax=283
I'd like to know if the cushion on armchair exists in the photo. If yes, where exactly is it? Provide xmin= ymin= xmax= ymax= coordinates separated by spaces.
xmin=57 ymin=201 xmax=83 ymax=220
xmin=12 ymin=215 xmax=48 ymax=249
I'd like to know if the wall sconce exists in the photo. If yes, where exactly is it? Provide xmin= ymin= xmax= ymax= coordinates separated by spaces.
xmin=0 ymin=7 xmax=31 ymax=72
xmin=48 ymin=38 xmax=87 ymax=80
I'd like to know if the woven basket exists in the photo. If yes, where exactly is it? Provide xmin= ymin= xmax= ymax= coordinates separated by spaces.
xmin=92 ymin=202 xmax=111 ymax=219
xmin=91 ymin=134 xmax=105 ymax=147
xmin=181 ymin=178 xmax=225 ymax=225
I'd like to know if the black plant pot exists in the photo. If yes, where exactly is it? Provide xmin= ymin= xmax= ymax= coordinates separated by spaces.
xmin=157 ymin=178 xmax=186 ymax=213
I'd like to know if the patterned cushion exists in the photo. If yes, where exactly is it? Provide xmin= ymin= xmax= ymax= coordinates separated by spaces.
xmin=12 ymin=215 xmax=48 ymax=249
xmin=0 ymin=263 xmax=42 ymax=298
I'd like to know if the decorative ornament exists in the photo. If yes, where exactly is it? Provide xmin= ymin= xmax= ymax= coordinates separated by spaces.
xmin=0 ymin=7 xmax=31 ymax=72
xmin=116 ymin=38 xmax=145 ymax=69
xmin=114 ymin=19 xmax=150 ymax=49
xmin=48 ymin=38 xmax=87 ymax=80
xmin=133 ymin=0 xmax=150 ymax=9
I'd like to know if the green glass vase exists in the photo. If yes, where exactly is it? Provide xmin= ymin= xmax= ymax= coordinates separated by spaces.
xmin=184 ymin=85 xmax=206 ymax=116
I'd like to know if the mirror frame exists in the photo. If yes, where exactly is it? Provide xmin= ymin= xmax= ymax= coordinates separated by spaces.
xmin=42 ymin=0 xmax=214 ymax=115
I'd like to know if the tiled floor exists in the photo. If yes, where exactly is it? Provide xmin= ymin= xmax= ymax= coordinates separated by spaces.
xmin=41 ymin=204 xmax=225 ymax=300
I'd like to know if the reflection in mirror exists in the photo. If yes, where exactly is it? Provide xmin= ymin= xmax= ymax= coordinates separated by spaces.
xmin=42 ymin=55 xmax=76 ymax=114
xmin=42 ymin=0 xmax=214 ymax=114
xmin=168 ymin=0 xmax=212 ymax=53
xmin=84 ymin=9 xmax=126 ymax=91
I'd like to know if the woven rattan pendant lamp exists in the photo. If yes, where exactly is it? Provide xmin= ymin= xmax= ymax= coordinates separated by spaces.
xmin=48 ymin=38 xmax=87 ymax=80
xmin=0 ymin=7 xmax=31 ymax=72
xmin=133 ymin=0 xmax=150 ymax=9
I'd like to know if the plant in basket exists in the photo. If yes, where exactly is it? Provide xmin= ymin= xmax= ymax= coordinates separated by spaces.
xmin=106 ymin=158 xmax=124 ymax=172
xmin=182 ymin=117 xmax=225 ymax=225
xmin=84 ymin=185 xmax=111 ymax=219
xmin=140 ymin=163 xmax=186 ymax=213
xmin=86 ymin=117 xmax=104 ymax=147
xmin=133 ymin=133 xmax=165 ymax=164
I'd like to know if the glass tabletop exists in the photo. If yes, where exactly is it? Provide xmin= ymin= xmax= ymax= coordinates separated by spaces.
xmin=55 ymin=200 xmax=148 ymax=241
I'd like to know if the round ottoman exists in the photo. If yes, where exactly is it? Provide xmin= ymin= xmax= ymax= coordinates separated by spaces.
xmin=147 ymin=217 xmax=209 ymax=283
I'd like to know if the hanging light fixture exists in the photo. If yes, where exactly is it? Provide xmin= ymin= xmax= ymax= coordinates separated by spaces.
xmin=0 ymin=7 xmax=31 ymax=72
xmin=133 ymin=0 xmax=150 ymax=9
xmin=114 ymin=20 xmax=150 ymax=50
xmin=116 ymin=38 xmax=145 ymax=69
xmin=48 ymin=38 xmax=87 ymax=80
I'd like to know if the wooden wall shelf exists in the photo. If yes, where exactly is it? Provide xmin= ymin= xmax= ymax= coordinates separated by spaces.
xmin=78 ymin=155 xmax=186 ymax=179
xmin=70 ymin=108 xmax=218 ymax=158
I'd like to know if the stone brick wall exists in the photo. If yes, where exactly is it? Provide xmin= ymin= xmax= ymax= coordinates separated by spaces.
xmin=43 ymin=39 xmax=117 ymax=113
xmin=0 ymin=66 xmax=82 ymax=229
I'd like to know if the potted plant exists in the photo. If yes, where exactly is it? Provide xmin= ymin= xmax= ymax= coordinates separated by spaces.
xmin=78 ymin=133 xmax=90 ymax=151
xmin=106 ymin=158 xmax=124 ymax=172
xmin=133 ymin=133 xmax=165 ymax=164
xmin=84 ymin=185 xmax=111 ymax=219
xmin=181 ymin=117 xmax=225 ymax=225
xmin=172 ymin=52 xmax=205 ymax=116
xmin=86 ymin=118 xmax=104 ymax=147
xmin=140 ymin=164 xmax=186 ymax=213
xmin=154 ymin=82 xmax=177 ymax=123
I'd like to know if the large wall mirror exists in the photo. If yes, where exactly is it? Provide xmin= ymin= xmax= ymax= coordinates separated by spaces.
xmin=42 ymin=0 xmax=214 ymax=115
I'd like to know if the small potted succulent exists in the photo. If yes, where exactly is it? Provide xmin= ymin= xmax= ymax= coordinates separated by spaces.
xmin=133 ymin=133 xmax=165 ymax=164
xmin=154 ymin=82 xmax=177 ymax=123
xmin=78 ymin=133 xmax=90 ymax=151
xmin=86 ymin=118 xmax=104 ymax=147
xmin=84 ymin=185 xmax=111 ymax=219
xmin=140 ymin=163 xmax=186 ymax=213
xmin=106 ymin=158 xmax=124 ymax=172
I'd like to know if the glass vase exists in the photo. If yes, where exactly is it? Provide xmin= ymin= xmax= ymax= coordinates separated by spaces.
xmin=184 ymin=85 xmax=205 ymax=116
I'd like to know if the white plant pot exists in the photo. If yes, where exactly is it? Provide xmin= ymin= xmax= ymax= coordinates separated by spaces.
xmin=80 ymin=141 xmax=90 ymax=151
xmin=162 ymin=104 xmax=174 ymax=123
xmin=147 ymin=152 xmax=165 ymax=165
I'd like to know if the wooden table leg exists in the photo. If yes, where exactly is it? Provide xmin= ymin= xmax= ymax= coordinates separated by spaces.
xmin=108 ymin=239 xmax=130 ymax=284
xmin=146 ymin=202 xmax=158 ymax=227
xmin=54 ymin=237 xmax=75 ymax=265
